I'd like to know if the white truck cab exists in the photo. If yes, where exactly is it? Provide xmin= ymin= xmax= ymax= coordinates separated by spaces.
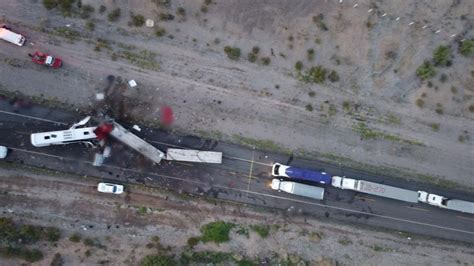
xmin=331 ymin=176 xmax=357 ymax=189
xmin=417 ymin=191 xmax=447 ymax=208
xmin=271 ymin=163 xmax=289 ymax=177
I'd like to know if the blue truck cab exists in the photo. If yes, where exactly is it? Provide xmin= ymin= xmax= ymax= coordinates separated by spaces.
xmin=272 ymin=163 xmax=331 ymax=184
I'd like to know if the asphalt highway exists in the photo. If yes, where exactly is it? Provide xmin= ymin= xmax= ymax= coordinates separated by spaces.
xmin=0 ymin=99 xmax=473 ymax=243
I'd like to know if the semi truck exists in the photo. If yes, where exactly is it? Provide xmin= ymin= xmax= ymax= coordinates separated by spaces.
xmin=418 ymin=191 xmax=474 ymax=214
xmin=272 ymin=163 xmax=331 ymax=184
xmin=165 ymin=148 xmax=222 ymax=164
xmin=271 ymin=179 xmax=324 ymax=200
xmin=97 ymin=122 xmax=165 ymax=164
xmin=331 ymin=176 xmax=419 ymax=203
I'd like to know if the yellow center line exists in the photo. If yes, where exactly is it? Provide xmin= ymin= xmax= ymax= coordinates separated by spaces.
xmin=355 ymin=195 xmax=376 ymax=202
xmin=174 ymin=162 xmax=194 ymax=167
xmin=246 ymin=151 xmax=255 ymax=195
xmin=457 ymin=216 xmax=474 ymax=221
xmin=406 ymin=206 xmax=430 ymax=212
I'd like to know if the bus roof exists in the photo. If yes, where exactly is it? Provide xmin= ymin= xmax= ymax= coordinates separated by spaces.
xmin=31 ymin=127 xmax=97 ymax=147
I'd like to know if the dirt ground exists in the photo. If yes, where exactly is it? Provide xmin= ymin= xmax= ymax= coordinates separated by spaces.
xmin=0 ymin=0 xmax=473 ymax=188
xmin=1 ymin=167 xmax=473 ymax=265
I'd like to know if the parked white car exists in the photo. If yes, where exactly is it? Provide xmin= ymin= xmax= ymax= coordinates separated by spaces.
xmin=97 ymin=183 xmax=124 ymax=194
xmin=0 ymin=146 xmax=8 ymax=159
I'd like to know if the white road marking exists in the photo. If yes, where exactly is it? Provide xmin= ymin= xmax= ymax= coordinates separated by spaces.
xmin=0 ymin=110 xmax=68 ymax=125
xmin=8 ymin=147 xmax=474 ymax=236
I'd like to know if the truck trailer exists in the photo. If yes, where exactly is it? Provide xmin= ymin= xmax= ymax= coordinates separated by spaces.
xmin=165 ymin=148 xmax=222 ymax=164
xmin=271 ymin=179 xmax=324 ymax=200
xmin=272 ymin=163 xmax=331 ymax=185
xmin=331 ymin=176 xmax=419 ymax=203
xmin=418 ymin=191 xmax=474 ymax=214
xmin=107 ymin=122 xmax=165 ymax=164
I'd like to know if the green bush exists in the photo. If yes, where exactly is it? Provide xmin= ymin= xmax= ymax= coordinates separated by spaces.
xmin=305 ymin=104 xmax=313 ymax=112
xmin=43 ymin=0 xmax=58 ymax=10
xmin=69 ymin=233 xmax=81 ymax=242
xmin=108 ymin=8 xmax=121 ymax=22
xmin=247 ymin=53 xmax=257 ymax=63
xmin=433 ymin=45 xmax=451 ymax=66
xmin=181 ymin=251 xmax=232 ymax=264
xmin=430 ymin=123 xmax=440 ymax=132
xmin=439 ymin=73 xmax=448 ymax=83
xmin=51 ymin=253 xmax=64 ymax=266
xmin=187 ymin=237 xmax=200 ymax=248
xmin=224 ymin=46 xmax=241 ymax=60
xmin=99 ymin=5 xmax=106 ymax=14
xmin=416 ymin=61 xmax=436 ymax=80
xmin=45 ymin=227 xmax=61 ymax=242
xmin=312 ymin=14 xmax=328 ymax=31
xmin=308 ymin=65 xmax=327 ymax=83
xmin=459 ymin=40 xmax=474 ymax=57
xmin=138 ymin=206 xmax=147 ymax=215
xmin=415 ymin=98 xmax=424 ymax=108
xmin=83 ymin=238 xmax=94 ymax=246
xmin=159 ymin=13 xmax=174 ymax=21
xmin=80 ymin=4 xmax=94 ymax=19
xmin=295 ymin=61 xmax=303 ymax=71
xmin=200 ymin=221 xmax=235 ymax=243
xmin=250 ymin=224 xmax=270 ymax=238
xmin=200 ymin=5 xmax=208 ymax=13
xmin=140 ymin=255 xmax=176 ymax=266
xmin=261 ymin=57 xmax=271 ymax=65
xmin=204 ymin=0 xmax=213 ymax=5
xmin=176 ymin=7 xmax=186 ymax=16
xmin=328 ymin=70 xmax=340 ymax=82
xmin=0 ymin=247 xmax=44 ymax=262
xmin=252 ymin=46 xmax=260 ymax=54
xmin=435 ymin=103 xmax=443 ymax=115
xmin=307 ymin=48 xmax=315 ymax=61
xmin=58 ymin=0 xmax=74 ymax=16
xmin=85 ymin=21 xmax=95 ymax=31
xmin=130 ymin=14 xmax=145 ymax=27
xmin=343 ymin=100 xmax=351 ymax=111
xmin=19 ymin=225 xmax=42 ymax=244
xmin=155 ymin=27 xmax=166 ymax=37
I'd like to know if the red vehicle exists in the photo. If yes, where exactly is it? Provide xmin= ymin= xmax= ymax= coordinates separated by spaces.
xmin=29 ymin=51 xmax=62 ymax=68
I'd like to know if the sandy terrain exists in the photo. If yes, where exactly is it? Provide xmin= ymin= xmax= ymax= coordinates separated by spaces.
xmin=1 ymin=167 xmax=473 ymax=265
xmin=0 ymin=0 xmax=472 ymax=188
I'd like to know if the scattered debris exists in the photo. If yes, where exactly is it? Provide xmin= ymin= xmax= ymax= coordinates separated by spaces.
xmin=145 ymin=19 xmax=154 ymax=27
xmin=96 ymin=93 xmax=105 ymax=101
xmin=132 ymin=125 xmax=142 ymax=132
xmin=128 ymin=79 xmax=137 ymax=88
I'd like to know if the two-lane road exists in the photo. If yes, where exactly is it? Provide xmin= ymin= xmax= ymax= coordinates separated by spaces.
xmin=0 ymin=100 xmax=473 ymax=243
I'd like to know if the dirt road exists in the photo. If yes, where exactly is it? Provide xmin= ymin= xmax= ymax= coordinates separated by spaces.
xmin=0 ymin=0 xmax=472 ymax=187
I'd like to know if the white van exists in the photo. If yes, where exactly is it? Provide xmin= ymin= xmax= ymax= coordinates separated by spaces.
xmin=0 ymin=27 xmax=26 ymax=46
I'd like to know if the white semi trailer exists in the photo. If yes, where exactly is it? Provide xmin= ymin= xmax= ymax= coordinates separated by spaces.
xmin=165 ymin=148 xmax=222 ymax=164
xmin=271 ymin=179 xmax=324 ymax=200
xmin=331 ymin=176 xmax=419 ymax=203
